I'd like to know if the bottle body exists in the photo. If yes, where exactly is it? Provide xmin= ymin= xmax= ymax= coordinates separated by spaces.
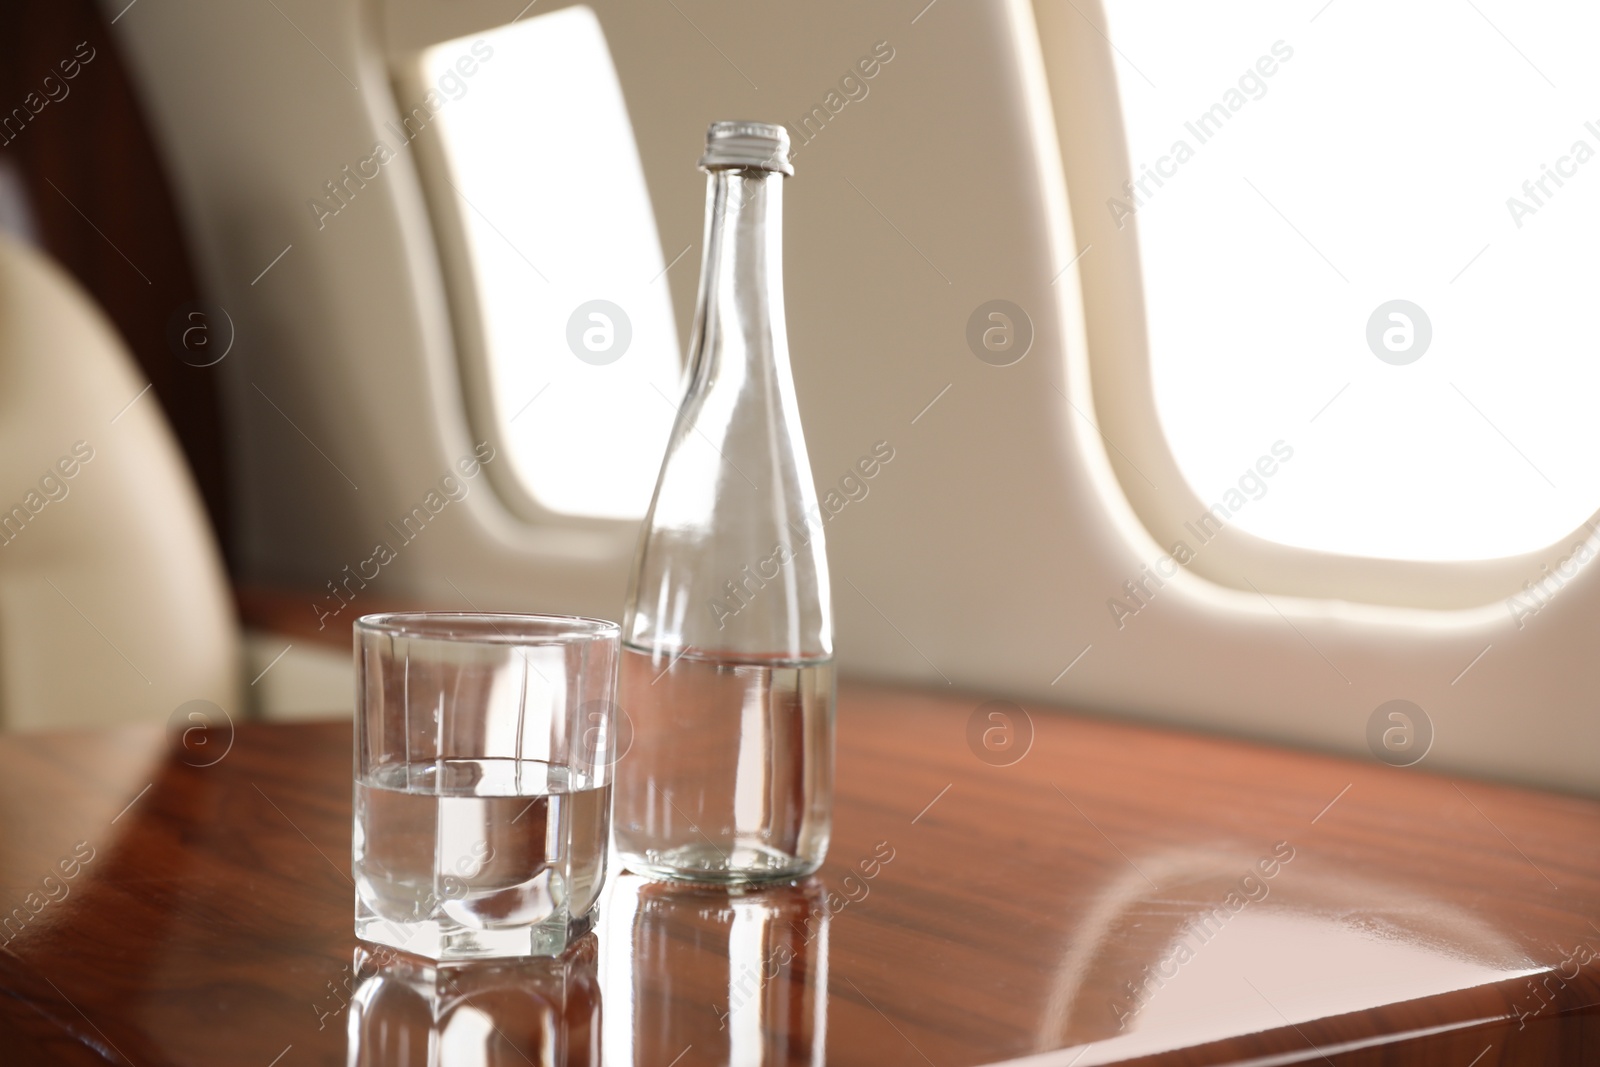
xmin=616 ymin=123 xmax=834 ymax=883
xmin=616 ymin=648 xmax=833 ymax=881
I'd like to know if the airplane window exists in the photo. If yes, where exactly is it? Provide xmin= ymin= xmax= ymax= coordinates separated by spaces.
xmin=1102 ymin=0 xmax=1600 ymax=561
xmin=413 ymin=7 xmax=681 ymax=520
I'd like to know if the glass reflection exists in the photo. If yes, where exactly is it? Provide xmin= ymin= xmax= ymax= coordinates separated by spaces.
xmin=347 ymin=935 xmax=600 ymax=1066
xmin=623 ymin=875 xmax=828 ymax=1066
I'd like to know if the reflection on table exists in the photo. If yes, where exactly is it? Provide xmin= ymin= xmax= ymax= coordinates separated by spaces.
xmin=346 ymin=935 xmax=601 ymax=1066
xmin=602 ymin=874 xmax=829 ymax=1067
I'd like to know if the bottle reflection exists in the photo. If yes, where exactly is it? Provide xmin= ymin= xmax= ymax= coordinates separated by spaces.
xmin=348 ymin=935 xmax=600 ymax=1066
xmin=630 ymin=877 xmax=828 ymax=1067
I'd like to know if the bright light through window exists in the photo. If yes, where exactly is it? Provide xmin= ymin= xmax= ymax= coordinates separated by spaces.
xmin=417 ymin=7 xmax=681 ymax=520
xmin=1101 ymin=0 xmax=1600 ymax=561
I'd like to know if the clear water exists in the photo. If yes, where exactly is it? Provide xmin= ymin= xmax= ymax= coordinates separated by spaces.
xmin=354 ymin=758 xmax=608 ymax=958
xmin=614 ymin=644 xmax=834 ymax=883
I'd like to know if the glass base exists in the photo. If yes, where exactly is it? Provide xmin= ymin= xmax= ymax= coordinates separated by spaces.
xmin=355 ymin=898 xmax=595 ymax=961
xmin=619 ymin=841 xmax=822 ymax=885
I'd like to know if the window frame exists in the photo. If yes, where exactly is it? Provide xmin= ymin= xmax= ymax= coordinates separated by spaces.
xmin=389 ymin=3 xmax=684 ymax=531
xmin=1028 ymin=0 xmax=1595 ymax=611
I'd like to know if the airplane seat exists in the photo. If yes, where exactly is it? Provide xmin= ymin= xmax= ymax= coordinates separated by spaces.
xmin=0 ymin=231 xmax=240 ymax=731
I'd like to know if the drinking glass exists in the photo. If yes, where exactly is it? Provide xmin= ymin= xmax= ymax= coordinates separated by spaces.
xmin=353 ymin=613 xmax=620 ymax=960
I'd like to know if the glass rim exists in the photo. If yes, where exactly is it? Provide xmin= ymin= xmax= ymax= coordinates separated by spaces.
xmin=354 ymin=611 xmax=619 ymax=645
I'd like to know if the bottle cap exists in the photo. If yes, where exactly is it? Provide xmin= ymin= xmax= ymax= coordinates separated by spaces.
xmin=699 ymin=121 xmax=793 ymax=177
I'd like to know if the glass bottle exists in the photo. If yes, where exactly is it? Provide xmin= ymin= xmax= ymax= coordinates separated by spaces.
xmin=616 ymin=121 xmax=833 ymax=884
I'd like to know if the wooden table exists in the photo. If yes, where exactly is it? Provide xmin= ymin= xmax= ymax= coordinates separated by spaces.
xmin=1 ymin=682 xmax=1596 ymax=1065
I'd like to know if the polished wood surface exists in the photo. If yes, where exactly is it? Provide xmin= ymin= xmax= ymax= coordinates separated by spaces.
xmin=236 ymin=584 xmax=419 ymax=650
xmin=0 ymin=683 xmax=1596 ymax=1065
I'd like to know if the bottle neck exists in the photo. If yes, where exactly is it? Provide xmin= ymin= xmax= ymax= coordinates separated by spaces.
xmin=624 ymin=162 xmax=830 ymax=661
xmin=689 ymin=168 xmax=788 ymax=390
